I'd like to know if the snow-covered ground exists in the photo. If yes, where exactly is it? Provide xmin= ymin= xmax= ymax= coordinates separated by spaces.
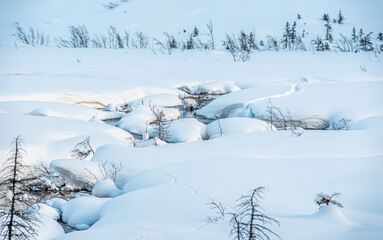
xmin=0 ymin=0 xmax=382 ymax=240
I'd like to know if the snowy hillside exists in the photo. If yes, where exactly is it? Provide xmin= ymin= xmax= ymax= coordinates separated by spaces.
xmin=0 ymin=0 xmax=382 ymax=240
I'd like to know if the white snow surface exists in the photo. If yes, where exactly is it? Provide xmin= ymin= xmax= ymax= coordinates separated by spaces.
xmin=61 ymin=196 xmax=110 ymax=230
xmin=0 ymin=101 xmax=123 ymax=121
xmin=0 ymin=113 xmax=133 ymax=166
xmin=36 ymin=214 xmax=65 ymax=240
xmin=45 ymin=198 xmax=67 ymax=212
xmin=0 ymin=1 xmax=382 ymax=239
xmin=29 ymin=203 xmax=60 ymax=221
xmin=206 ymin=117 xmax=275 ymax=138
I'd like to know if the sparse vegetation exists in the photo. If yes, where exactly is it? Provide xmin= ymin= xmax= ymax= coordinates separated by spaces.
xmin=13 ymin=22 xmax=49 ymax=46
xmin=149 ymin=103 xmax=170 ymax=141
xmin=12 ymin=15 xmax=381 ymax=56
xmin=209 ymin=187 xmax=281 ymax=240
xmin=315 ymin=192 xmax=343 ymax=208
xmin=70 ymin=136 xmax=95 ymax=160
xmin=56 ymin=25 xmax=90 ymax=48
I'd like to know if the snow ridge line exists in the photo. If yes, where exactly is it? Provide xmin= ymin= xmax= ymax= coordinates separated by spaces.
xmin=244 ymin=83 xmax=302 ymax=106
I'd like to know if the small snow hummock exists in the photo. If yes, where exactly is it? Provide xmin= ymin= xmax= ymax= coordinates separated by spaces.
xmin=164 ymin=118 xmax=207 ymax=143
xmin=182 ymin=99 xmax=198 ymax=111
xmin=45 ymin=198 xmax=67 ymax=212
xmin=61 ymin=196 xmax=110 ymax=230
xmin=92 ymin=179 xmax=122 ymax=198
xmin=29 ymin=203 xmax=60 ymax=221
xmin=118 ymin=105 xmax=180 ymax=135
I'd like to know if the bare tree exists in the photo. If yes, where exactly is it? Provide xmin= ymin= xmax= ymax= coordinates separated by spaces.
xmin=209 ymin=187 xmax=281 ymax=240
xmin=0 ymin=136 xmax=45 ymax=240
xmin=315 ymin=193 xmax=343 ymax=208
xmin=70 ymin=136 xmax=94 ymax=160
xmin=149 ymin=103 xmax=170 ymax=141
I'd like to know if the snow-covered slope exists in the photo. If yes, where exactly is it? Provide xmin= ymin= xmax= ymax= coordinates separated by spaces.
xmin=0 ymin=1 xmax=382 ymax=240
xmin=1 ymin=0 xmax=382 ymax=46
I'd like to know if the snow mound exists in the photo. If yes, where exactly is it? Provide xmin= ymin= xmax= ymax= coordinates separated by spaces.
xmin=45 ymin=198 xmax=67 ymax=212
xmin=165 ymin=118 xmax=207 ymax=143
xmin=183 ymin=99 xmax=198 ymax=111
xmin=92 ymin=179 xmax=122 ymax=198
xmin=61 ymin=196 xmax=110 ymax=230
xmin=50 ymin=159 xmax=105 ymax=191
xmin=206 ymin=117 xmax=275 ymax=138
xmin=29 ymin=203 xmax=60 ymax=220
xmin=311 ymin=206 xmax=358 ymax=230
xmin=118 ymin=105 xmax=180 ymax=134
xmin=36 ymin=214 xmax=65 ymax=240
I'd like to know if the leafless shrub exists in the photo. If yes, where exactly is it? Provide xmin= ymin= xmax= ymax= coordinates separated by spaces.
xmin=0 ymin=136 xmax=47 ymax=240
xmin=291 ymin=36 xmax=307 ymax=51
xmin=291 ymin=129 xmax=304 ymax=137
xmin=85 ymin=161 xmax=123 ymax=184
xmin=13 ymin=22 xmax=49 ymax=46
xmin=265 ymin=35 xmax=280 ymax=51
xmin=300 ymin=76 xmax=308 ymax=83
xmin=360 ymin=65 xmax=367 ymax=72
xmin=132 ymin=31 xmax=150 ymax=48
xmin=330 ymin=118 xmax=351 ymax=130
xmin=56 ymin=25 xmax=90 ymax=48
xmin=124 ymin=31 xmax=130 ymax=48
xmin=102 ymin=2 xmax=119 ymax=9
xmin=70 ymin=136 xmax=94 ymax=160
xmin=99 ymin=161 xmax=123 ymax=182
xmin=315 ymin=192 xmax=343 ymax=208
xmin=209 ymin=187 xmax=281 ymax=240
xmin=153 ymin=32 xmax=178 ymax=55
xmin=224 ymin=33 xmax=252 ymax=62
xmin=263 ymin=100 xmax=302 ymax=133
xmin=334 ymin=34 xmax=360 ymax=52
xmin=149 ymin=103 xmax=170 ymax=141
xmin=92 ymin=26 xmax=124 ymax=48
